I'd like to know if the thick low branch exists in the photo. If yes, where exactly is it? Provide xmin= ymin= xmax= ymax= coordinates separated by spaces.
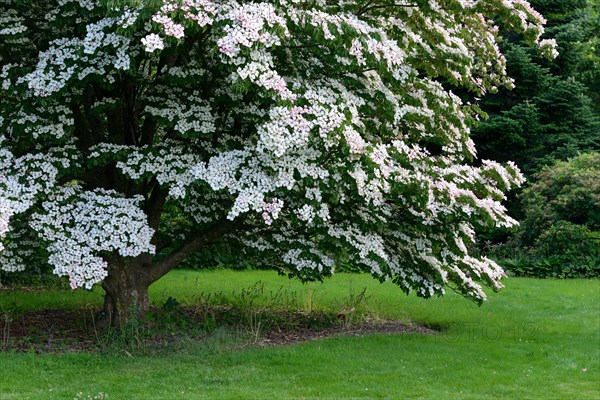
xmin=143 ymin=218 xmax=245 ymax=285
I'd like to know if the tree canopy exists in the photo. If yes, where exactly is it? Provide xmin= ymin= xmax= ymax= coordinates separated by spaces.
xmin=0 ymin=0 xmax=555 ymax=325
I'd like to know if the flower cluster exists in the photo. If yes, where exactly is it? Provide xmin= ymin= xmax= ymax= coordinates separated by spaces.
xmin=0 ymin=9 xmax=27 ymax=37
xmin=539 ymin=38 xmax=559 ymax=59
xmin=115 ymin=142 xmax=202 ymax=199
xmin=142 ymin=0 xmax=218 ymax=52
xmin=19 ymin=16 xmax=131 ymax=96
xmin=30 ymin=188 xmax=155 ymax=289
xmin=141 ymin=33 xmax=164 ymax=53
xmin=0 ymin=225 xmax=37 ymax=272
xmin=145 ymin=87 xmax=216 ymax=136
xmin=0 ymin=197 xmax=13 ymax=252
xmin=215 ymin=2 xmax=288 ymax=57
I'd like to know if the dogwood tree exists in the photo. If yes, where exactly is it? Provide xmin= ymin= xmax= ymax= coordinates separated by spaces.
xmin=0 ymin=0 xmax=555 ymax=326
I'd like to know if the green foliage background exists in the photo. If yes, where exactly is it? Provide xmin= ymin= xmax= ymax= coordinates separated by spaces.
xmin=489 ymin=153 xmax=600 ymax=278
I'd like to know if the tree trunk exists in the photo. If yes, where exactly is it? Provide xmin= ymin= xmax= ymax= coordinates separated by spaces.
xmin=97 ymin=256 xmax=150 ymax=329
xmin=95 ymin=220 xmax=244 ymax=328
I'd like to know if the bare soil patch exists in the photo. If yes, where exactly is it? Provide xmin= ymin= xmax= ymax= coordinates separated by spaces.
xmin=2 ymin=307 xmax=436 ymax=353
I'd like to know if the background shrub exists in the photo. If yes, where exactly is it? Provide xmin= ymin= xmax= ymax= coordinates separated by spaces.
xmin=491 ymin=153 xmax=600 ymax=278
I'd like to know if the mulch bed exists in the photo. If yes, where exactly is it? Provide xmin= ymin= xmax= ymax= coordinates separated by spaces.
xmin=2 ymin=308 xmax=99 ymax=352
xmin=1 ymin=307 xmax=437 ymax=353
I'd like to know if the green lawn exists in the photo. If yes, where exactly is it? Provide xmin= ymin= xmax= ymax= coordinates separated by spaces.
xmin=1 ymin=270 xmax=599 ymax=399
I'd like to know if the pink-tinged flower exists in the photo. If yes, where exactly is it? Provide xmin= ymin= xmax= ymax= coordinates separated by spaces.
xmin=164 ymin=22 xmax=185 ymax=39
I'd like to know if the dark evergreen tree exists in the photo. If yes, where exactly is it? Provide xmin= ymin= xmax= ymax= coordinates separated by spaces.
xmin=473 ymin=0 xmax=600 ymax=176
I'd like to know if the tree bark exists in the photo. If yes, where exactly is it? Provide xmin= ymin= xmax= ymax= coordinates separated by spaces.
xmin=97 ymin=219 xmax=245 ymax=328
xmin=97 ymin=256 xmax=151 ymax=329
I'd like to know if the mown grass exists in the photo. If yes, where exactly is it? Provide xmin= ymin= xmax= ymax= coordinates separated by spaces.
xmin=1 ymin=270 xmax=598 ymax=399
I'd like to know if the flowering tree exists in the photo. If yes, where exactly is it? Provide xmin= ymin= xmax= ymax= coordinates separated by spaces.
xmin=0 ymin=0 xmax=556 ymax=326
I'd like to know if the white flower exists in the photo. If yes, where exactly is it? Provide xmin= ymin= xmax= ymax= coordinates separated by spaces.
xmin=539 ymin=38 xmax=559 ymax=59
xmin=141 ymin=33 xmax=164 ymax=53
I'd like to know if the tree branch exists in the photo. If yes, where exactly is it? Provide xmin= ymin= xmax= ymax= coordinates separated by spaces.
xmin=143 ymin=218 xmax=245 ymax=285
xmin=145 ymin=182 xmax=168 ymax=231
xmin=139 ymin=115 xmax=158 ymax=145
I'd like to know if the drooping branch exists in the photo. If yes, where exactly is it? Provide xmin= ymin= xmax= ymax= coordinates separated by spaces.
xmin=143 ymin=218 xmax=246 ymax=285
